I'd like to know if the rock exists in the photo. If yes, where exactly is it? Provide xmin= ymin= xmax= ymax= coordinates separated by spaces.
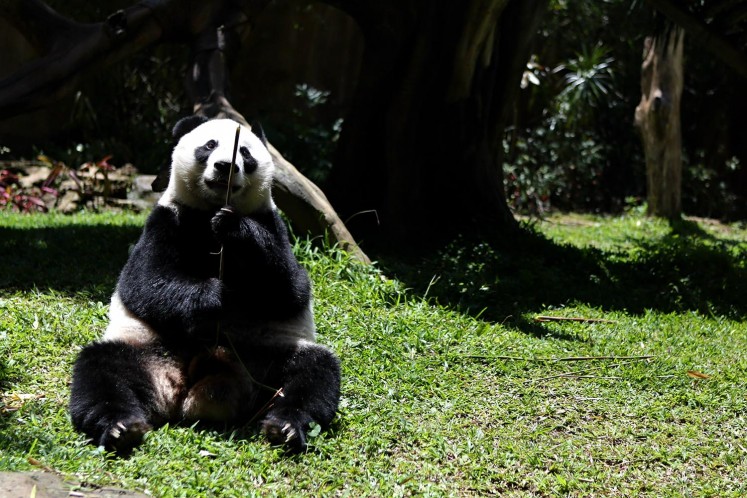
xmin=57 ymin=190 xmax=81 ymax=214
xmin=128 ymin=175 xmax=161 ymax=205
xmin=0 ymin=471 xmax=148 ymax=498
xmin=18 ymin=166 xmax=52 ymax=189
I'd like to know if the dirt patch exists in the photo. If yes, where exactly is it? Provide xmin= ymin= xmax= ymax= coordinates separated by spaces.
xmin=0 ymin=472 xmax=148 ymax=498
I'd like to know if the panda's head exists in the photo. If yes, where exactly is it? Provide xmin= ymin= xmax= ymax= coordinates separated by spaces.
xmin=159 ymin=116 xmax=275 ymax=214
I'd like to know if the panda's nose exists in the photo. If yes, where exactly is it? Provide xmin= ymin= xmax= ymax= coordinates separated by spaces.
xmin=214 ymin=161 xmax=239 ymax=175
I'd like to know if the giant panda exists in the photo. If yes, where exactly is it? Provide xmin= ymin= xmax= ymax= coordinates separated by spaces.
xmin=69 ymin=116 xmax=340 ymax=455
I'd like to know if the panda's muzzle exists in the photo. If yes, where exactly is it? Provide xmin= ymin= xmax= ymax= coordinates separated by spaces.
xmin=214 ymin=161 xmax=239 ymax=176
xmin=206 ymin=161 xmax=242 ymax=193
xmin=205 ymin=179 xmax=241 ymax=194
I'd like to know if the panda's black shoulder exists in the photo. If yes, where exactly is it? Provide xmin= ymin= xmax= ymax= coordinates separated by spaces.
xmin=254 ymin=207 xmax=290 ymax=236
xmin=143 ymin=204 xmax=212 ymax=238
xmin=127 ymin=204 xmax=215 ymax=273
xmin=144 ymin=204 xmax=178 ymax=230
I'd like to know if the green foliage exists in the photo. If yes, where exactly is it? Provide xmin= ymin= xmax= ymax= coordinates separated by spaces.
xmin=506 ymin=2 xmax=642 ymax=214
xmin=509 ymin=0 xmax=746 ymax=219
xmin=62 ymin=48 xmax=189 ymax=172
xmin=263 ymin=84 xmax=343 ymax=184
xmin=1 ymin=211 xmax=747 ymax=496
xmin=682 ymin=151 xmax=742 ymax=219
xmin=504 ymin=124 xmax=611 ymax=214
xmin=8 ymin=48 xmax=188 ymax=174
xmin=554 ymin=44 xmax=617 ymax=129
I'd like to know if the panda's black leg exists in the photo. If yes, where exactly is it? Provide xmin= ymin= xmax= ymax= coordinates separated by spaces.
xmin=257 ymin=342 xmax=340 ymax=452
xmin=69 ymin=341 xmax=169 ymax=456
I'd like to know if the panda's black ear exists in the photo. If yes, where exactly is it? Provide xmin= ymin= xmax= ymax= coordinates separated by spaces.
xmin=250 ymin=121 xmax=268 ymax=147
xmin=173 ymin=115 xmax=209 ymax=140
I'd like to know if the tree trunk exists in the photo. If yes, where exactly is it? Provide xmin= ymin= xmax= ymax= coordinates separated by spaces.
xmin=634 ymin=27 xmax=685 ymax=219
xmin=325 ymin=0 xmax=548 ymax=248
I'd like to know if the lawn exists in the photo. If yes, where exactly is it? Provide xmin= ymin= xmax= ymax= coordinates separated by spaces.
xmin=1 ymin=210 xmax=746 ymax=497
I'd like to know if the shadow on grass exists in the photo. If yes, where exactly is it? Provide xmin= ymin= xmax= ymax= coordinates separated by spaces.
xmin=378 ymin=218 xmax=747 ymax=329
xmin=0 ymin=224 xmax=142 ymax=300
xmin=2 ymin=215 xmax=744 ymax=326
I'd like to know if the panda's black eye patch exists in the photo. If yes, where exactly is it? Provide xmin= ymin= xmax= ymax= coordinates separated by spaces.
xmin=240 ymin=146 xmax=258 ymax=174
xmin=194 ymin=140 xmax=218 ymax=164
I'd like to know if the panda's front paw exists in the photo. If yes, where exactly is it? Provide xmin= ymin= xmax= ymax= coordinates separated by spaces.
xmin=260 ymin=409 xmax=312 ymax=453
xmin=211 ymin=206 xmax=240 ymax=241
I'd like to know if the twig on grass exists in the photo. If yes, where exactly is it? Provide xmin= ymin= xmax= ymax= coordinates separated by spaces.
xmin=27 ymin=457 xmax=60 ymax=475
xmin=551 ymin=355 xmax=653 ymax=362
xmin=462 ymin=354 xmax=654 ymax=363
xmin=528 ymin=359 xmax=648 ymax=383
xmin=534 ymin=315 xmax=618 ymax=324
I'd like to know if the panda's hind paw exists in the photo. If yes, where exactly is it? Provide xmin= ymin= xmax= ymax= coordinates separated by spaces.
xmin=100 ymin=417 xmax=152 ymax=457
xmin=260 ymin=411 xmax=308 ymax=453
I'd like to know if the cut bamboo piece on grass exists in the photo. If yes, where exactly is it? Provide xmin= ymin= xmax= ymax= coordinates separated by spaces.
xmin=529 ymin=359 xmax=648 ymax=383
xmin=462 ymin=354 xmax=654 ymax=362
xmin=534 ymin=315 xmax=618 ymax=324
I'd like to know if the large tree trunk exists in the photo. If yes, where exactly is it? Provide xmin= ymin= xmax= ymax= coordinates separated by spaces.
xmin=325 ymin=0 xmax=549 ymax=247
xmin=634 ymin=27 xmax=685 ymax=219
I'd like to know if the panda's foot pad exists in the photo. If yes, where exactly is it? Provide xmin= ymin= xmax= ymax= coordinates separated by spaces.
xmin=101 ymin=417 xmax=152 ymax=456
xmin=260 ymin=412 xmax=307 ymax=452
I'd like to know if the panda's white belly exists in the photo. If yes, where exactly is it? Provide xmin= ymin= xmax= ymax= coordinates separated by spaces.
xmin=102 ymin=292 xmax=160 ymax=345
xmin=221 ymin=304 xmax=317 ymax=346
xmin=102 ymin=292 xmax=317 ymax=346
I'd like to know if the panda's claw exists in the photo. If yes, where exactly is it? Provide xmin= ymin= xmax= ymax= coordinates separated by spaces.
xmin=260 ymin=413 xmax=307 ymax=452
xmin=100 ymin=417 xmax=152 ymax=456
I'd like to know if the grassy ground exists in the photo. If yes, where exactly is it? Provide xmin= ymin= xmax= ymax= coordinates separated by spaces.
xmin=1 ymin=210 xmax=746 ymax=497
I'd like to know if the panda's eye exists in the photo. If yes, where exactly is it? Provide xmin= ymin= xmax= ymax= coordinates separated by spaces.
xmin=205 ymin=140 xmax=217 ymax=150
xmin=239 ymin=146 xmax=249 ymax=157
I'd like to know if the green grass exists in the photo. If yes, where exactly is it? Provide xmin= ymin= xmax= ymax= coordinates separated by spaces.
xmin=1 ymin=210 xmax=747 ymax=496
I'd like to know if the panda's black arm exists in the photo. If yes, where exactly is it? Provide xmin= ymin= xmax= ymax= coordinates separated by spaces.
xmin=117 ymin=206 xmax=224 ymax=339
xmin=213 ymin=208 xmax=311 ymax=313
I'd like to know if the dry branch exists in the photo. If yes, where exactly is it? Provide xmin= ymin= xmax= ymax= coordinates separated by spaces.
xmin=533 ymin=315 xmax=618 ymax=324
xmin=529 ymin=358 xmax=651 ymax=383
xmin=462 ymin=354 xmax=654 ymax=362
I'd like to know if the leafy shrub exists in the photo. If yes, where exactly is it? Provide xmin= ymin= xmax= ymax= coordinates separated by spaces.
xmin=504 ymin=44 xmax=622 ymax=215
xmin=682 ymin=151 xmax=742 ymax=219
xmin=264 ymin=84 xmax=343 ymax=184
xmin=0 ymin=169 xmax=49 ymax=213
xmin=503 ymin=125 xmax=610 ymax=214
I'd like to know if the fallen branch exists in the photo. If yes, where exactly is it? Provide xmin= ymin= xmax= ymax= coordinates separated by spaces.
xmin=534 ymin=315 xmax=618 ymax=324
xmin=462 ymin=354 xmax=654 ymax=363
xmin=529 ymin=359 xmax=646 ymax=383
xmin=551 ymin=355 xmax=653 ymax=362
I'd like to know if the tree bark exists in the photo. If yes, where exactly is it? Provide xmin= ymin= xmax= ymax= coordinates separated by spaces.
xmin=643 ymin=0 xmax=747 ymax=79
xmin=325 ymin=0 xmax=549 ymax=248
xmin=634 ymin=27 xmax=685 ymax=219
